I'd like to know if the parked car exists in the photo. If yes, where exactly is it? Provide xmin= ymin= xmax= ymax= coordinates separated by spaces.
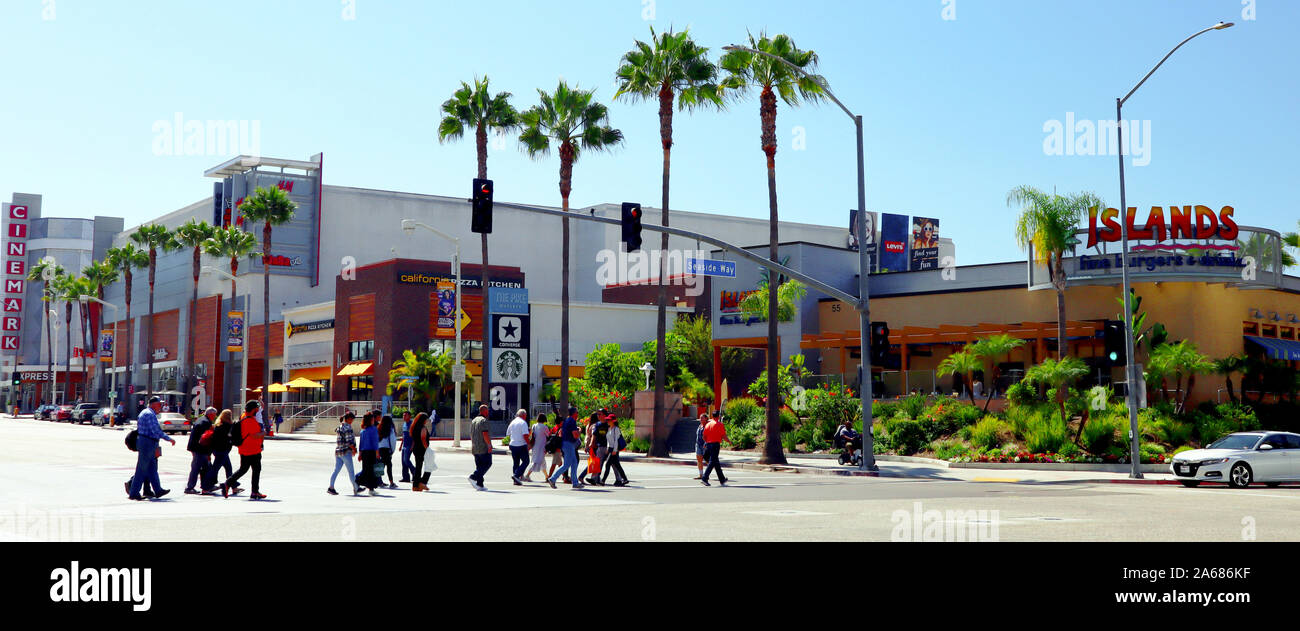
xmin=36 ymin=404 xmax=57 ymax=420
xmin=158 ymin=412 xmax=192 ymax=434
xmin=92 ymin=407 xmax=114 ymax=426
xmin=55 ymin=405 xmax=75 ymax=422
xmin=74 ymin=403 xmax=101 ymax=424
xmin=1171 ymin=431 xmax=1300 ymax=488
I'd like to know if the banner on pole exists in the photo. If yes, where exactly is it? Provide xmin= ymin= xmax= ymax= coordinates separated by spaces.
xmin=227 ymin=311 xmax=245 ymax=353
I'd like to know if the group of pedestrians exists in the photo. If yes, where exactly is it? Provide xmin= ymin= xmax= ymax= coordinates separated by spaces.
xmin=127 ymin=397 xmax=266 ymax=501
xmin=328 ymin=409 xmax=439 ymax=495
xmin=540 ymin=406 xmax=630 ymax=490
xmin=693 ymin=410 xmax=730 ymax=486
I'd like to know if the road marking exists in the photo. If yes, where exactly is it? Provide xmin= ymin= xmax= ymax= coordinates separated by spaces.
xmin=972 ymin=477 xmax=1021 ymax=483
xmin=743 ymin=510 xmax=833 ymax=517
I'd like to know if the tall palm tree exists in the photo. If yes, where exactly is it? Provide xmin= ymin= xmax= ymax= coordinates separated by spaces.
xmin=106 ymin=244 xmax=148 ymax=413
xmin=130 ymin=224 xmax=178 ymax=399
xmin=81 ymin=260 xmax=119 ymax=401
xmin=27 ymin=258 xmax=63 ymax=406
xmin=1150 ymin=340 xmax=1213 ymax=414
xmin=1025 ymin=356 xmax=1088 ymax=427
xmin=174 ymin=219 xmax=218 ymax=401
xmin=969 ymin=334 xmax=1027 ymax=412
xmin=69 ymin=275 xmax=96 ymax=401
xmin=615 ymin=26 xmax=724 ymax=457
xmin=1213 ymin=353 xmax=1248 ymax=404
xmin=237 ymin=187 xmax=297 ymax=405
xmin=1008 ymin=186 xmax=1104 ymax=360
xmin=52 ymin=272 xmax=77 ymax=401
xmin=1236 ymin=231 xmax=1295 ymax=272
xmin=936 ymin=348 xmax=982 ymax=403
xmin=1282 ymin=220 xmax=1300 ymax=267
xmin=720 ymin=32 xmax=825 ymax=465
xmin=438 ymin=76 xmax=520 ymax=409
xmin=519 ymin=81 xmax=624 ymax=414
xmin=203 ymin=226 xmax=259 ymax=408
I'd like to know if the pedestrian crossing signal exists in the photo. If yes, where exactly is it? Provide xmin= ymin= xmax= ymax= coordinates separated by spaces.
xmin=471 ymin=178 xmax=493 ymax=234
xmin=621 ymin=202 xmax=643 ymax=252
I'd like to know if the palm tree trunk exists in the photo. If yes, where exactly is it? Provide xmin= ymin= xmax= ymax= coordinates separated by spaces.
xmin=187 ymin=247 xmax=199 ymax=410
xmin=64 ymin=305 xmax=72 ymax=401
xmin=80 ymin=301 xmax=90 ymax=403
xmin=651 ymin=83 xmax=674 ymax=458
xmin=43 ymin=290 xmax=52 ymax=406
xmin=124 ymin=274 xmax=133 ymax=416
xmin=146 ymin=252 xmax=156 ymax=398
xmin=759 ymin=86 xmax=785 ymax=466
xmin=477 ymin=123 xmax=491 ymax=413
xmin=263 ymin=222 xmax=271 ymax=409
xmin=1225 ymin=373 xmax=1237 ymax=403
xmin=1054 ymin=255 xmax=1067 ymax=360
xmin=558 ymin=148 xmax=574 ymax=415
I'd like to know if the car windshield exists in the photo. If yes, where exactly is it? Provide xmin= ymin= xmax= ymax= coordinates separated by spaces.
xmin=1208 ymin=434 xmax=1261 ymax=450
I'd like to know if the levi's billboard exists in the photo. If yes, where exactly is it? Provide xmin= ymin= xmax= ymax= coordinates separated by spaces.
xmin=1087 ymin=205 xmax=1238 ymax=248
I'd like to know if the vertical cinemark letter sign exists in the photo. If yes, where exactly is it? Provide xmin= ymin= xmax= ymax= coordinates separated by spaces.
xmin=2 ymin=204 xmax=28 ymax=353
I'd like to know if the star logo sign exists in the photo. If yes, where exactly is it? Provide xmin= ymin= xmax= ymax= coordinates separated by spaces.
xmin=498 ymin=317 xmax=521 ymax=343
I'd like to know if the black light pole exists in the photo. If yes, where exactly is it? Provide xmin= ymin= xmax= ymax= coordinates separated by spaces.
xmin=1116 ymin=21 xmax=1234 ymax=478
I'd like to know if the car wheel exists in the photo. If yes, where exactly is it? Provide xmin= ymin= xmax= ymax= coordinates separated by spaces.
xmin=1229 ymin=462 xmax=1253 ymax=489
xmin=1180 ymin=481 xmax=1200 ymax=488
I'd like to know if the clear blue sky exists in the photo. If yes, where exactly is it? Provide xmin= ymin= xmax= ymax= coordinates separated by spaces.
xmin=1 ymin=0 xmax=1295 ymax=266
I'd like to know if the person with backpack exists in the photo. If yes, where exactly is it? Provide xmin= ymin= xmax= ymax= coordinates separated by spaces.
xmin=202 ymin=410 xmax=237 ymax=494
xmin=602 ymin=416 xmax=629 ymax=486
xmin=409 ymin=412 xmax=432 ymax=491
xmin=357 ymin=412 xmax=380 ymax=495
xmin=127 ymin=396 xmax=176 ymax=501
xmin=328 ymin=412 xmax=360 ymax=495
xmin=220 ymin=399 xmax=267 ymax=500
xmin=398 ymin=410 xmax=414 ymax=483
xmin=547 ymin=407 xmax=585 ymax=490
xmin=544 ymin=413 xmax=567 ymax=483
xmin=525 ymin=412 xmax=550 ymax=482
xmin=586 ymin=413 xmax=609 ymax=486
xmin=184 ymin=407 xmax=217 ymax=495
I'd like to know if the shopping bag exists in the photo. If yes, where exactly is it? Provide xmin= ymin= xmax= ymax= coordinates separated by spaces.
xmin=424 ymin=445 xmax=438 ymax=471
xmin=588 ymin=453 xmax=601 ymax=475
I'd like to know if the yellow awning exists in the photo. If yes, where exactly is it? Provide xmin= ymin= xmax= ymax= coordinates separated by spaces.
xmin=336 ymin=361 xmax=374 ymax=377
xmin=286 ymin=377 xmax=325 ymax=388
xmin=268 ymin=383 xmax=288 ymax=393
xmin=542 ymin=365 xmax=585 ymax=379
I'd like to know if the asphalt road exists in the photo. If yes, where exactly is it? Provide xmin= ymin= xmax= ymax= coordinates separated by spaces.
xmin=3 ymin=416 xmax=1297 ymax=541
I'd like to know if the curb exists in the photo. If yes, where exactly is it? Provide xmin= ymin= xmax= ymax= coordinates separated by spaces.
xmin=629 ymin=455 xmax=879 ymax=477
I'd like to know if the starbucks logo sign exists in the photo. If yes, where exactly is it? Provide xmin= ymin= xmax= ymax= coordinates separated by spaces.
xmin=495 ymin=350 xmax=525 ymax=381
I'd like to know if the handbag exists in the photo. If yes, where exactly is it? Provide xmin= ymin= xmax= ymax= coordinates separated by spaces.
xmin=424 ymin=445 xmax=438 ymax=471
xmin=545 ymin=435 xmax=562 ymax=452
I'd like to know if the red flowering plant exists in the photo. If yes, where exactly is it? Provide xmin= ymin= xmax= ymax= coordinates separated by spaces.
xmin=568 ymin=378 xmax=631 ymax=419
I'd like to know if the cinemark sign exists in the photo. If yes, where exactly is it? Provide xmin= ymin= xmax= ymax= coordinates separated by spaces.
xmin=3 ymin=204 xmax=28 ymax=352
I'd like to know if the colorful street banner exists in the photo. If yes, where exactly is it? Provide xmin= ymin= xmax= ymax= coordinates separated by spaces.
xmin=910 ymin=216 xmax=940 ymax=271
xmin=99 ymin=329 xmax=113 ymax=363
xmin=879 ymin=213 xmax=909 ymax=273
xmin=227 ymin=311 xmax=245 ymax=353
xmin=436 ymin=279 xmax=457 ymax=338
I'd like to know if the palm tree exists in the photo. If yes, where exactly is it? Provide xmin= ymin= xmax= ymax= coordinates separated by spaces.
xmin=438 ymin=76 xmax=520 ymax=410
xmin=81 ymin=260 xmax=120 ymax=401
xmin=969 ymin=334 xmax=1027 ymax=412
xmin=936 ymin=348 xmax=983 ymax=403
xmin=1025 ymin=356 xmax=1088 ymax=427
xmin=738 ymin=279 xmax=807 ymax=323
xmin=518 ymin=80 xmax=624 ymax=414
xmin=1236 ymin=231 xmax=1295 ymax=273
xmin=129 ymin=224 xmax=178 ymax=398
xmin=1008 ymin=186 xmax=1104 ymax=359
xmin=27 ymin=258 xmax=63 ymax=406
xmin=174 ymin=219 xmax=218 ymax=401
xmin=1150 ymin=341 xmax=1213 ymax=414
xmin=106 ymin=244 xmax=148 ymax=413
xmin=52 ymin=272 xmax=78 ymax=401
xmin=237 ymin=187 xmax=297 ymax=405
xmin=1282 ymin=221 xmax=1299 ymax=267
xmin=1213 ymin=353 xmax=1248 ymax=404
xmin=720 ymin=32 xmax=825 ymax=465
xmin=615 ymin=26 xmax=724 ymax=458
xmin=70 ymin=275 xmax=96 ymax=401
xmin=387 ymin=348 xmax=447 ymax=413
xmin=203 ymin=226 xmax=259 ymax=408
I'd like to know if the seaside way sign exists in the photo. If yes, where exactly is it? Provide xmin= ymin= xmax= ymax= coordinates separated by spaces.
xmin=685 ymin=258 xmax=737 ymax=278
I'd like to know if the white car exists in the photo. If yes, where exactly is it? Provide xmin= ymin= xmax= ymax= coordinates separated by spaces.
xmin=158 ymin=412 xmax=193 ymax=434
xmin=1170 ymin=431 xmax=1300 ymax=488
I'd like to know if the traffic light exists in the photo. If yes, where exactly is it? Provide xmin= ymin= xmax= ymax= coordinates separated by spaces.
xmin=621 ymin=202 xmax=643 ymax=252
xmin=471 ymin=178 xmax=493 ymax=234
xmin=1103 ymin=319 xmax=1127 ymax=365
xmin=869 ymin=321 xmax=890 ymax=365
xmin=10 ymin=375 xmax=19 ymax=387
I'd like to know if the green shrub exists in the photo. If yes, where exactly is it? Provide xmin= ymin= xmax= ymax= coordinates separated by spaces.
xmin=807 ymin=428 xmax=830 ymax=452
xmin=781 ymin=429 xmax=799 ymax=453
xmin=899 ymin=392 xmax=927 ymax=419
xmin=723 ymin=397 xmax=763 ymax=430
xmin=1215 ymin=402 xmax=1261 ymax=432
xmin=1006 ymin=380 xmax=1039 ymax=407
xmin=887 ymin=419 xmax=927 ymax=455
xmin=969 ymin=417 xmax=1012 ymax=451
xmin=1196 ymin=417 xmax=1235 ymax=445
xmin=1081 ymin=413 xmax=1121 ymax=455
xmin=872 ymin=401 xmax=899 ymax=422
xmin=1024 ymin=411 xmax=1068 ymax=453
xmin=779 ymin=409 xmax=798 ymax=433
xmin=1106 ymin=445 xmax=1128 ymax=460
xmin=1172 ymin=445 xmax=1194 ymax=456
xmin=930 ymin=438 xmax=968 ymax=460
xmin=730 ymin=426 xmax=759 ymax=450
xmin=1005 ymin=403 xmax=1050 ymax=438
xmin=627 ymin=437 xmax=651 ymax=453
xmin=1057 ymin=442 xmax=1081 ymax=458
xmin=1139 ymin=443 xmax=1166 ymax=461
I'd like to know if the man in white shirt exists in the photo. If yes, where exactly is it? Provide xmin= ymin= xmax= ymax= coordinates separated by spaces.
xmin=506 ymin=409 xmax=531 ymax=486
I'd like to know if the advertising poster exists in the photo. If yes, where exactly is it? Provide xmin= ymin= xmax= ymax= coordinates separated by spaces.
xmin=910 ymin=216 xmax=940 ymax=271
xmin=436 ymin=279 xmax=457 ymax=338
xmin=227 ymin=311 xmax=245 ymax=353
xmin=99 ymin=329 xmax=114 ymax=363
xmin=848 ymin=209 xmax=879 ymax=272
xmin=879 ymin=213 xmax=910 ymax=273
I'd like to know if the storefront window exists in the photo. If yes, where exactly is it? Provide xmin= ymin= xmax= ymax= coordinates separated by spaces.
xmin=348 ymin=376 xmax=373 ymax=401
xmin=296 ymin=379 xmax=330 ymax=403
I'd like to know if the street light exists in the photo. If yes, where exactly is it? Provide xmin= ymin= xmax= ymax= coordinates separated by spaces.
xmin=49 ymin=309 xmax=60 ymax=406
xmin=401 ymin=219 xmax=465 ymax=447
xmin=723 ymin=44 xmax=877 ymax=471
xmin=202 ymin=265 xmax=250 ymax=413
xmin=80 ymin=296 xmax=118 ymax=407
xmin=1116 ymin=21 xmax=1233 ymax=479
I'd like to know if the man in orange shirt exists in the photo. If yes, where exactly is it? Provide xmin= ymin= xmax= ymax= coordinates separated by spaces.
xmin=701 ymin=410 xmax=730 ymax=487
xmin=221 ymin=400 xmax=267 ymax=500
